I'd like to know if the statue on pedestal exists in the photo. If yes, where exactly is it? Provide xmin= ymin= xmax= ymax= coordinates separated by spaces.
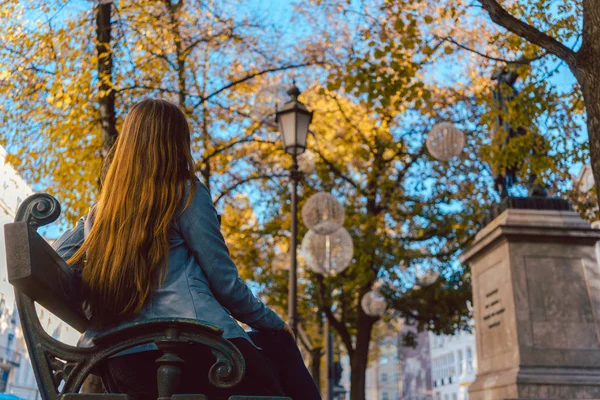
xmin=491 ymin=67 xmax=548 ymax=198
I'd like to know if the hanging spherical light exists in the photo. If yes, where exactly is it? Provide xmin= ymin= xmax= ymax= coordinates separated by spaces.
xmin=300 ymin=228 xmax=353 ymax=275
xmin=297 ymin=150 xmax=316 ymax=174
xmin=417 ymin=269 xmax=440 ymax=286
xmin=361 ymin=289 xmax=387 ymax=317
xmin=301 ymin=192 xmax=345 ymax=235
xmin=426 ymin=122 xmax=465 ymax=161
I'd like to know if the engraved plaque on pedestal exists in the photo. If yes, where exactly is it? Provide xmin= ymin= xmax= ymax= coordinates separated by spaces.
xmin=461 ymin=208 xmax=600 ymax=400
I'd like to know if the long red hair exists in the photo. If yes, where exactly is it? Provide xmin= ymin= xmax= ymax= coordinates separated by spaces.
xmin=69 ymin=99 xmax=196 ymax=325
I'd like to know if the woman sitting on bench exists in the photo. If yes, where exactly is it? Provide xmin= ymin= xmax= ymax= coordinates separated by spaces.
xmin=53 ymin=98 xmax=321 ymax=400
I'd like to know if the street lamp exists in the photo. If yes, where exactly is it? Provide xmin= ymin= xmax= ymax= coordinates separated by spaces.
xmin=276 ymin=84 xmax=313 ymax=339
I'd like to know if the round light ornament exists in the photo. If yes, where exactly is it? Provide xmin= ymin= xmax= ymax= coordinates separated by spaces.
xmin=417 ymin=269 xmax=440 ymax=286
xmin=297 ymin=150 xmax=316 ymax=174
xmin=361 ymin=289 xmax=387 ymax=317
xmin=301 ymin=192 xmax=345 ymax=235
xmin=300 ymin=228 xmax=353 ymax=275
xmin=426 ymin=122 xmax=465 ymax=161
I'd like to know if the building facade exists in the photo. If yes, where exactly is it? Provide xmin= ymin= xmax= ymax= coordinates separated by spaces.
xmin=429 ymin=329 xmax=476 ymax=400
xmin=372 ymin=334 xmax=402 ymax=400
xmin=0 ymin=146 xmax=80 ymax=399
xmin=338 ymin=323 xmax=434 ymax=400
xmin=399 ymin=327 xmax=433 ymax=400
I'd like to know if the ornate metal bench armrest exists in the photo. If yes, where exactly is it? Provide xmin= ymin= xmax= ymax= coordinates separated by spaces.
xmin=86 ymin=318 xmax=246 ymax=399
xmin=91 ymin=318 xmax=223 ymax=345
xmin=91 ymin=318 xmax=245 ymax=390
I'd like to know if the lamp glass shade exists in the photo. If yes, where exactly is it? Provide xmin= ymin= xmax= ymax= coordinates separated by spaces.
xmin=278 ymin=110 xmax=298 ymax=153
xmin=295 ymin=111 xmax=311 ymax=152
xmin=276 ymin=86 xmax=312 ymax=155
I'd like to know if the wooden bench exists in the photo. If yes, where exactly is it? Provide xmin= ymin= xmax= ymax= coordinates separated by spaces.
xmin=3 ymin=193 xmax=290 ymax=400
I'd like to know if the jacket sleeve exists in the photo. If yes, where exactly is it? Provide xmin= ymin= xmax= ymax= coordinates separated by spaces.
xmin=52 ymin=216 xmax=86 ymax=264
xmin=178 ymin=181 xmax=286 ymax=331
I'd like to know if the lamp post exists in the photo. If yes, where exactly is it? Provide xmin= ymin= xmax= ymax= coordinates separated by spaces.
xmin=301 ymin=192 xmax=353 ymax=400
xmin=276 ymin=85 xmax=313 ymax=339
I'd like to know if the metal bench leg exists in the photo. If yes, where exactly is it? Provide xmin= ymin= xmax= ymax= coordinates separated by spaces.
xmin=228 ymin=397 xmax=291 ymax=399
xmin=156 ymin=340 xmax=185 ymax=400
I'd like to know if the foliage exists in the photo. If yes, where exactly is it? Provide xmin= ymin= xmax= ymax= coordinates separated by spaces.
xmin=413 ymin=0 xmax=588 ymax=199
xmin=0 ymin=0 xmax=317 ymax=225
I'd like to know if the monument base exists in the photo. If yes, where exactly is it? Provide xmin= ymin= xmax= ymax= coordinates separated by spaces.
xmin=461 ymin=203 xmax=600 ymax=400
xmin=470 ymin=366 xmax=600 ymax=400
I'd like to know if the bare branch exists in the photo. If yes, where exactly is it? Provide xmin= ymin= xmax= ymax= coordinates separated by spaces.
xmin=196 ymin=62 xmax=320 ymax=108
xmin=116 ymin=84 xmax=200 ymax=98
xmin=214 ymin=173 xmax=287 ymax=204
xmin=296 ymin=325 xmax=315 ymax=351
xmin=330 ymin=93 xmax=376 ymax=154
xmin=443 ymin=36 xmax=548 ymax=64
xmin=204 ymin=137 xmax=277 ymax=161
xmin=316 ymin=274 xmax=355 ymax=356
xmin=479 ymin=0 xmax=577 ymax=66
xmin=312 ymin=147 xmax=363 ymax=192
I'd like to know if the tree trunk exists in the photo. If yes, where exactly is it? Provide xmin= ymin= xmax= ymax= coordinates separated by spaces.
xmin=96 ymin=1 xmax=116 ymax=160
xmin=349 ymin=310 xmax=374 ymax=400
xmin=310 ymin=346 xmax=322 ymax=391
xmin=580 ymin=77 xmax=600 ymax=208
xmin=574 ymin=1 xmax=600 ymax=208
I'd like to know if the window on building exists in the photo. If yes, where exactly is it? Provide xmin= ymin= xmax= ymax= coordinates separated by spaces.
xmin=382 ymin=392 xmax=389 ymax=400
xmin=458 ymin=349 xmax=464 ymax=375
xmin=445 ymin=394 xmax=450 ymax=400
xmin=381 ymin=372 xmax=388 ymax=383
xmin=452 ymin=393 xmax=458 ymax=400
xmin=466 ymin=347 xmax=473 ymax=373
xmin=380 ymin=356 xmax=389 ymax=365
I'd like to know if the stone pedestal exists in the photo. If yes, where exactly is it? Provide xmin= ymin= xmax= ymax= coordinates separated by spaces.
xmin=460 ymin=208 xmax=600 ymax=400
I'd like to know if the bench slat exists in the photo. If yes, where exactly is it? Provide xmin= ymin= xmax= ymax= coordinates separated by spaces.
xmin=4 ymin=222 xmax=89 ymax=332
xmin=58 ymin=395 xmax=132 ymax=399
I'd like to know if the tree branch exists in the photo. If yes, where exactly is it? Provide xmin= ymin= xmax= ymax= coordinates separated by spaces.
xmin=214 ymin=173 xmax=287 ymax=204
xmin=479 ymin=0 xmax=578 ymax=66
xmin=204 ymin=137 xmax=277 ymax=161
xmin=312 ymin=147 xmax=363 ymax=192
xmin=443 ymin=36 xmax=548 ymax=64
xmin=316 ymin=274 xmax=354 ymax=357
xmin=296 ymin=324 xmax=315 ymax=352
xmin=194 ymin=62 xmax=319 ymax=108
xmin=330 ymin=93 xmax=377 ymax=155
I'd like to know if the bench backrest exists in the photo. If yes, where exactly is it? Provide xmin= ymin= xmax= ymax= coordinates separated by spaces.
xmin=3 ymin=193 xmax=257 ymax=400
xmin=4 ymin=221 xmax=89 ymax=332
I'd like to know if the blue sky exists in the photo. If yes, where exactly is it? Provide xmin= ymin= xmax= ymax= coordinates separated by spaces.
xmin=21 ymin=0 xmax=589 ymax=238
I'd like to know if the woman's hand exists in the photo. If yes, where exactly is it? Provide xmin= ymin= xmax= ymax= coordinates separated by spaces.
xmin=283 ymin=322 xmax=295 ymax=340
